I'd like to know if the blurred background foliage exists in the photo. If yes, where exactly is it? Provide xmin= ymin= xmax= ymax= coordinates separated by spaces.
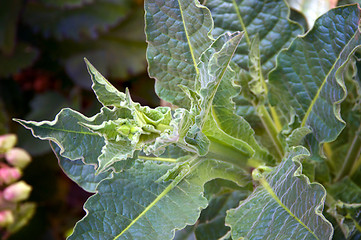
xmin=0 ymin=0 xmax=359 ymax=239
xmin=0 ymin=0 xmax=158 ymax=239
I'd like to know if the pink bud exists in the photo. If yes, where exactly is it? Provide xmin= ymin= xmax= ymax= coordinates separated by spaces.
xmin=0 ymin=134 xmax=17 ymax=154
xmin=5 ymin=148 xmax=31 ymax=169
xmin=3 ymin=181 xmax=32 ymax=202
xmin=0 ymin=167 xmax=21 ymax=185
xmin=0 ymin=210 xmax=14 ymax=227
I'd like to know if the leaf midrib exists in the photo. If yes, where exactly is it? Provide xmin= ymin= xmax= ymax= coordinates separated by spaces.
xmin=259 ymin=178 xmax=319 ymax=239
xmin=17 ymin=120 xmax=99 ymax=136
xmin=177 ymin=0 xmax=199 ymax=75
xmin=300 ymin=29 xmax=359 ymax=127
xmin=113 ymin=159 xmax=202 ymax=239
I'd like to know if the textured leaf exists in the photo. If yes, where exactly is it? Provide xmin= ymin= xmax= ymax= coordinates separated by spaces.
xmin=226 ymin=147 xmax=333 ymax=240
xmin=70 ymin=158 xmax=248 ymax=239
xmin=85 ymin=58 xmax=126 ymax=107
xmin=269 ymin=5 xmax=361 ymax=143
xmin=15 ymin=106 xmax=130 ymax=166
xmin=145 ymin=0 xmax=213 ymax=106
xmin=51 ymin=141 xmax=112 ymax=193
xmin=205 ymin=0 xmax=302 ymax=75
xmin=23 ymin=0 xmax=133 ymax=40
xmin=195 ymin=32 xmax=272 ymax=166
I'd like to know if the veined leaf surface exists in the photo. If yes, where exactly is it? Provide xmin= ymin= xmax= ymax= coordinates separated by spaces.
xmin=205 ymin=0 xmax=302 ymax=75
xmin=70 ymin=158 xmax=249 ymax=239
xmin=269 ymin=4 xmax=361 ymax=143
xmin=145 ymin=0 xmax=213 ymax=106
xmin=226 ymin=147 xmax=333 ymax=240
xmin=14 ymin=106 xmax=131 ymax=167
xmin=85 ymin=58 xmax=126 ymax=107
xmin=51 ymin=142 xmax=112 ymax=193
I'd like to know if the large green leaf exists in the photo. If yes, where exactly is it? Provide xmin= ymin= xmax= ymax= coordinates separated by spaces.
xmin=70 ymin=158 xmax=249 ymax=239
xmin=205 ymin=0 xmax=302 ymax=75
xmin=269 ymin=5 xmax=361 ymax=144
xmin=50 ymin=141 xmax=112 ymax=193
xmin=226 ymin=147 xmax=333 ymax=240
xmin=145 ymin=0 xmax=213 ymax=106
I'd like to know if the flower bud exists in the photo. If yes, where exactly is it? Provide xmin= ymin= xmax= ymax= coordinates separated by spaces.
xmin=3 ymin=181 xmax=32 ymax=202
xmin=0 ymin=167 xmax=21 ymax=185
xmin=0 ymin=210 xmax=14 ymax=227
xmin=0 ymin=134 xmax=17 ymax=154
xmin=5 ymin=148 xmax=31 ymax=169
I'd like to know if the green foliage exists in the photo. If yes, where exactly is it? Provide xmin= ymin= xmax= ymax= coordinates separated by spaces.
xmin=16 ymin=0 xmax=361 ymax=239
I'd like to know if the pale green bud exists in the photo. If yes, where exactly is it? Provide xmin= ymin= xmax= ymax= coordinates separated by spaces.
xmin=0 ymin=134 xmax=17 ymax=154
xmin=5 ymin=148 xmax=31 ymax=169
xmin=3 ymin=181 xmax=32 ymax=202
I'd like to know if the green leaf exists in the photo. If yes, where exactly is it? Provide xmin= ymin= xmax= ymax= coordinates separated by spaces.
xmin=205 ymin=0 xmax=302 ymax=75
xmin=226 ymin=146 xmax=333 ymax=240
xmin=70 ymin=157 xmax=248 ymax=240
xmin=15 ymin=106 xmax=131 ymax=166
xmin=50 ymin=141 xmax=113 ymax=193
xmin=84 ymin=58 xmax=126 ymax=107
xmin=194 ymin=191 xmax=248 ymax=240
xmin=328 ymin=177 xmax=361 ymax=204
xmin=23 ymin=0 xmax=133 ymax=41
xmin=269 ymin=4 xmax=361 ymax=144
xmin=69 ymin=154 xmax=249 ymax=240
xmin=145 ymin=0 xmax=213 ymax=106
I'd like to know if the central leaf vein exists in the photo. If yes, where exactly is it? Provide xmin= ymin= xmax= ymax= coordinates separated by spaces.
xmin=259 ymin=178 xmax=319 ymax=240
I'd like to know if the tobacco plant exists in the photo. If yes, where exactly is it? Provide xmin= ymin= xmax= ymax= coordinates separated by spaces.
xmin=15 ymin=0 xmax=361 ymax=239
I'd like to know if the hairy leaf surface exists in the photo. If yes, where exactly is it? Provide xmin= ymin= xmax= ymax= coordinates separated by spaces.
xmin=51 ymin=142 xmax=112 ymax=193
xmin=70 ymin=158 xmax=249 ymax=240
xmin=15 ymin=106 xmax=131 ymax=168
xmin=226 ymin=147 xmax=333 ymax=240
xmin=269 ymin=5 xmax=361 ymax=143
xmin=145 ymin=0 xmax=213 ymax=106
xmin=205 ymin=0 xmax=302 ymax=75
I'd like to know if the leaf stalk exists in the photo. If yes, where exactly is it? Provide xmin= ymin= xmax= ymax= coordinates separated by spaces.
xmin=257 ymin=104 xmax=284 ymax=160
xmin=335 ymin=124 xmax=361 ymax=182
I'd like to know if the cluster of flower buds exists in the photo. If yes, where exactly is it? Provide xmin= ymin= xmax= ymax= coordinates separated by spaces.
xmin=0 ymin=134 xmax=35 ymax=235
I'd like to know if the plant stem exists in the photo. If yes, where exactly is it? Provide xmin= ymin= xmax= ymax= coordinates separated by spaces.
xmin=335 ymin=124 xmax=361 ymax=182
xmin=257 ymin=104 xmax=284 ymax=161
xmin=138 ymin=156 xmax=177 ymax=163
xmin=206 ymin=138 xmax=257 ymax=169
